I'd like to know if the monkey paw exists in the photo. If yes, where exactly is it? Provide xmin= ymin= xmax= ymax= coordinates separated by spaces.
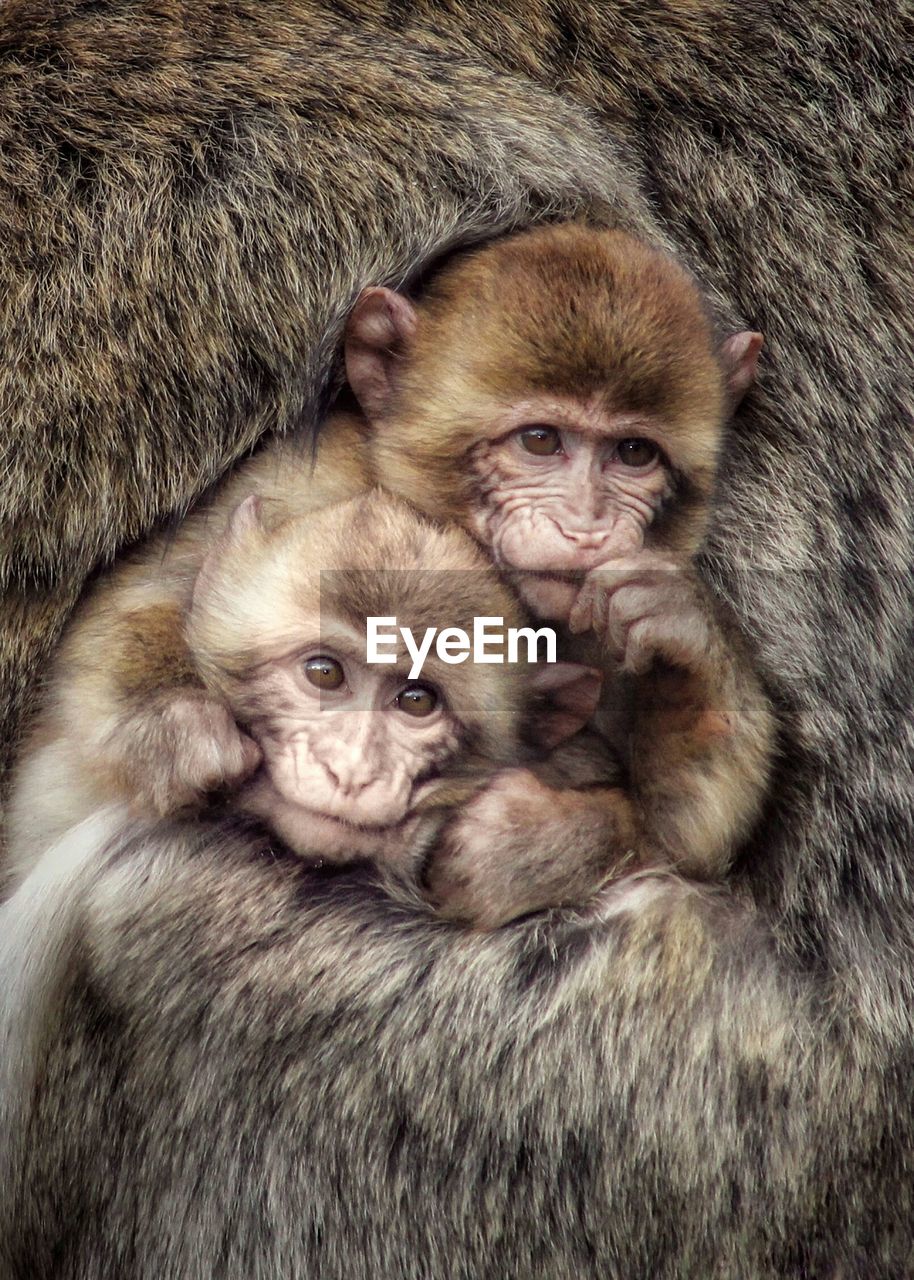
xmin=427 ymin=769 xmax=623 ymax=930
xmin=568 ymin=554 xmax=718 ymax=677
xmin=112 ymin=693 xmax=262 ymax=817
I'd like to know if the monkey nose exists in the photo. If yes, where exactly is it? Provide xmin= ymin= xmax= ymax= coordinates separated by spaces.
xmin=556 ymin=524 xmax=607 ymax=550
xmin=322 ymin=754 xmax=376 ymax=795
xmin=545 ymin=515 xmax=605 ymax=549
xmin=318 ymin=721 xmax=384 ymax=795
xmin=567 ymin=528 xmax=606 ymax=547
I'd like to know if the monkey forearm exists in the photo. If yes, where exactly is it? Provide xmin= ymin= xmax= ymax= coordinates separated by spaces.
xmin=628 ymin=635 xmax=776 ymax=877
xmin=6 ymin=577 xmax=226 ymax=883
xmin=3 ymin=820 xmax=900 ymax=1276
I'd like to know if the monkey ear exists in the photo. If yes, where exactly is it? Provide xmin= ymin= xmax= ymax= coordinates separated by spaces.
xmin=720 ymin=330 xmax=763 ymax=406
xmin=345 ymin=286 xmax=419 ymax=420
xmin=528 ymin=663 xmax=603 ymax=749
xmin=225 ymin=493 xmax=264 ymax=543
xmin=192 ymin=495 xmax=264 ymax=610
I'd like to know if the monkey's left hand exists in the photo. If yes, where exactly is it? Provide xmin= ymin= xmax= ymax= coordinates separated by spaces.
xmin=568 ymin=553 xmax=720 ymax=679
xmin=427 ymin=768 xmax=636 ymax=929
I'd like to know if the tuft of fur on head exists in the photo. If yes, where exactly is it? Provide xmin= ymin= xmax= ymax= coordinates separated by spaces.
xmin=187 ymin=490 xmax=531 ymax=763
xmin=374 ymin=225 xmax=728 ymax=556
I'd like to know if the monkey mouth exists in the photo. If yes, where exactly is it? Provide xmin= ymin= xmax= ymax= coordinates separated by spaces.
xmin=291 ymin=804 xmax=410 ymax=833
xmin=510 ymin=567 xmax=587 ymax=593
xmin=531 ymin=570 xmax=581 ymax=583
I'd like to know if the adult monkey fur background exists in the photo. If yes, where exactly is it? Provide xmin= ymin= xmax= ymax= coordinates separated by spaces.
xmin=1 ymin=0 xmax=913 ymax=1276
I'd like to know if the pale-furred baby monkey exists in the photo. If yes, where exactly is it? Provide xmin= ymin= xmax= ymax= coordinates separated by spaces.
xmin=5 ymin=480 xmax=602 ymax=888
xmin=184 ymin=488 xmax=603 ymax=869
xmin=6 ymin=223 xmax=771 ymax=927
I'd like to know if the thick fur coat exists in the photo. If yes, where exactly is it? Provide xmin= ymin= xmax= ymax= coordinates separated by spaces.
xmin=1 ymin=1 xmax=913 ymax=1275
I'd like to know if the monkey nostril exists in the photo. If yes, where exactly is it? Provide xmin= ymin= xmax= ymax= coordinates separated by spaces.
xmin=563 ymin=526 xmax=605 ymax=547
xmin=546 ymin=515 xmax=605 ymax=547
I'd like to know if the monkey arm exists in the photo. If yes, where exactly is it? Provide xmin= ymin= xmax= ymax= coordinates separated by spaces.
xmin=3 ymin=563 xmax=250 ymax=885
xmin=424 ymin=580 xmax=776 ymax=930
xmin=1 ymin=816 xmax=900 ymax=1276
xmin=422 ymin=730 xmax=633 ymax=927
xmin=570 ymin=560 xmax=777 ymax=882
xmin=625 ymin=619 xmax=777 ymax=880
xmin=426 ymin=767 xmax=642 ymax=930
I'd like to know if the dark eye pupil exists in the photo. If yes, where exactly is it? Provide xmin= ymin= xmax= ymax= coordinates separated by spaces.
xmin=305 ymin=656 xmax=344 ymax=689
xmin=397 ymin=685 xmax=438 ymax=717
xmin=519 ymin=426 xmax=561 ymax=455
xmin=617 ymin=438 xmax=658 ymax=467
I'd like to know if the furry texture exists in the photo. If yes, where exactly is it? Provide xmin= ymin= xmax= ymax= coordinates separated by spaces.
xmin=0 ymin=0 xmax=652 ymax=793
xmin=374 ymin=224 xmax=728 ymax=554
xmin=2 ymin=0 xmax=914 ymax=1274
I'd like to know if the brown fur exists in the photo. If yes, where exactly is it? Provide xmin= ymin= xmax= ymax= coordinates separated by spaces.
xmin=114 ymin=604 xmax=200 ymax=699
xmin=2 ymin=1 xmax=913 ymax=1272
xmin=377 ymin=226 xmax=725 ymax=554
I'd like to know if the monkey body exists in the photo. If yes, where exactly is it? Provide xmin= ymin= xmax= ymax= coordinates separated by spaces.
xmin=2 ymin=1 xmax=912 ymax=1268
xmin=185 ymin=487 xmax=603 ymax=870
xmin=8 ymin=226 xmax=773 ymax=923
xmin=349 ymin=225 xmax=775 ymax=924
xmin=4 ymin=417 xmax=372 ymax=885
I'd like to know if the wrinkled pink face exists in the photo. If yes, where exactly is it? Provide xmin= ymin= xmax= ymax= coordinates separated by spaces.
xmin=468 ymin=394 xmax=673 ymax=621
xmin=237 ymin=639 xmax=461 ymax=859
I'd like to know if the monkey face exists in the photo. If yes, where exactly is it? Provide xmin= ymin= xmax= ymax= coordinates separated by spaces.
xmin=345 ymin=226 xmax=761 ymax=629
xmin=243 ymin=644 xmax=461 ymax=837
xmin=464 ymin=394 xmax=674 ymax=619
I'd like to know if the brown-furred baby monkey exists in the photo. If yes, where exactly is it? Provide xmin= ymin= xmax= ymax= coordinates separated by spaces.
xmin=185 ymin=488 xmax=602 ymax=870
xmin=345 ymin=225 xmax=774 ymax=925
xmin=5 ymin=223 xmax=772 ymax=927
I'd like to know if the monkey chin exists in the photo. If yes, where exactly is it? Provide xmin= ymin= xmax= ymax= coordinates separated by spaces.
xmin=238 ymin=778 xmax=419 ymax=868
xmin=513 ymin=572 xmax=580 ymax=622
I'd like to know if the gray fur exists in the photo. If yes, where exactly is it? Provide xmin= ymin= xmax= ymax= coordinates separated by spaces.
xmin=2 ymin=0 xmax=914 ymax=1275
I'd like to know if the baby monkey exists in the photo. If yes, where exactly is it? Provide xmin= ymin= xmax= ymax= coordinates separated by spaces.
xmin=6 ymin=487 xmax=602 ymax=889
xmin=347 ymin=225 xmax=773 ymax=924
xmin=186 ymin=489 xmax=601 ymax=869
xmin=6 ymin=223 xmax=772 ymax=927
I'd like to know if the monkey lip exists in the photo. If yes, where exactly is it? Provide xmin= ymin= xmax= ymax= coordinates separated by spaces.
xmin=512 ymin=568 xmax=587 ymax=594
xmin=533 ymin=570 xmax=581 ymax=583
xmin=284 ymin=801 xmax=411 ymax=833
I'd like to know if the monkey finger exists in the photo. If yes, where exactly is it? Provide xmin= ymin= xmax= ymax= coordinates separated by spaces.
xmin=604 ymin=585 xmax=662 ymax=657
xmin=568 ymin=581 xmax=597 ymax=634
xmin=236 ymin=732 xmax=263 ymax=780
xmin=623 ymin=615 xmax=712 ymax=675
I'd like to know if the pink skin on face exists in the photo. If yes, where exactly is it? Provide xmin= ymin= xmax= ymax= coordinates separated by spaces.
xmin=468 ymin=396 xmax=672 ymax=623
xmin=236 ymin=648 xmax=461 ymax=859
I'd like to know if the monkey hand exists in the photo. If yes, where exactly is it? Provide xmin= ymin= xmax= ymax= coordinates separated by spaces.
xmin=104 ymin=692 xmax=262 ymax=818
xmin=426 ymin=769 xmax=636 ymax=929
xmin=568 ymin=554 xmax=721 ymax=680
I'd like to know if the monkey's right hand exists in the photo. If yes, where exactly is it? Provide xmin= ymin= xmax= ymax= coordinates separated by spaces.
xmin=426 ymin=769 xmax=638 ymax=929
xmin=101 ymin=691 xmax=262 ymax=818
xmin=567 ymin=553 xmax=717 ymax=677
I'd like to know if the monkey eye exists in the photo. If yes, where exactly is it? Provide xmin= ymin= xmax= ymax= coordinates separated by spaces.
xmin=615 ymin=438 xmax=660 ymax=468
xmin=396 ymin=684 xmax=439 ymax=718
xmin=304 ymin=655 xmax=345 ymax=690
xmin=518 ymin=425 xmax=562 ymax=456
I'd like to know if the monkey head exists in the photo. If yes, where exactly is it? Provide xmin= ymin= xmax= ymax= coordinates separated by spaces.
xmin=187 ymin=490 xmax=598 ymax=862
xmin=345 ymin=224 xmax=762 ymax=621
